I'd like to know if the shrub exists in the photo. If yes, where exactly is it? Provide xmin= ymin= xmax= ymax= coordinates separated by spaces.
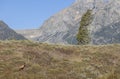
xmin=76 ymin=9 xmax=93 ymax=45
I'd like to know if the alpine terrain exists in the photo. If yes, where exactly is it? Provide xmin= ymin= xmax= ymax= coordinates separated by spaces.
xmin=0 ymin=21 xmax=26 ymax=40
xmin=17 ymin=0 xmax=120 ymax=45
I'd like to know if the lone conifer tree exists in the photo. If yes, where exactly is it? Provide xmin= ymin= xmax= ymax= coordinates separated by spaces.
xmin=76 ymin=10 xmax=92 ymax=45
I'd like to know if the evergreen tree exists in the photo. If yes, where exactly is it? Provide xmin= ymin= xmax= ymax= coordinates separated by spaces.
xmin=76 ymin=10 xmax=92 ymax=45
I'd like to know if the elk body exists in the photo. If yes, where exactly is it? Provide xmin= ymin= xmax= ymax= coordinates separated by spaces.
xmin=19 ymin=63 xmax=25 ymax=71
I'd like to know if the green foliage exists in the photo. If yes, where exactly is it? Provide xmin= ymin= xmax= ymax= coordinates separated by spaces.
xmin=77 ymin=9 xmax=92 ymax=45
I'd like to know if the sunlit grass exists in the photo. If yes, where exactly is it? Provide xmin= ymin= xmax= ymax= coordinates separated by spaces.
xmin=0 ymin=40 xmax=119 ymax=79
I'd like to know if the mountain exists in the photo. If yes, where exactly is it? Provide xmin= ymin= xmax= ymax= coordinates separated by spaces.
xmin=16 ymin=29 xmax=40 ymax=40
xmin=17 ymin=0 xmax=120 ymax=45
xmin=0 ymin=21 xmax=26 ymax=40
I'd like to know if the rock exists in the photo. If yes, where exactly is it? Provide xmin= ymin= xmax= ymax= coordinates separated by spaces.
xmin=0 ymin=21 xmax=26 ymax=40
xmin=17 ymin=0 xmax=120 ymax=45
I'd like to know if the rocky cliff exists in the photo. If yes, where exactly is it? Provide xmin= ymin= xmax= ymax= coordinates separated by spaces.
xmin=0 ymin=21 xmax=26 ymax=40
xmin=17 ymin=0 xmax=120 ymax=45
xmin=36 ymin=0 xmax=120 ymax=44
xmin=16 ymin=29 xmax=40 ymax=40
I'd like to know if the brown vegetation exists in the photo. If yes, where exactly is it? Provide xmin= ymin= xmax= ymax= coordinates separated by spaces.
xmin=0 ymin=40 xmax=119 ymax=79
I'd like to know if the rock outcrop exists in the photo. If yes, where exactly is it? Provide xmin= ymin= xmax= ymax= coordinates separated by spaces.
xmin=17 ymin=0 xmax=120 ymax=45
xmin=0 ymin=21 xmax=26 ymax=40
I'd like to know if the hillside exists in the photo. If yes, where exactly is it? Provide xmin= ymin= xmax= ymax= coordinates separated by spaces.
xmin=0 ymin=21 xmax=26 ymax=40
xmin=16 ymin=0 xmax=120 ymax=45
xmin=0 ymin=40 xmax=119 ymax=79
xmin=16 ymin=29 xmax=40 ymax=40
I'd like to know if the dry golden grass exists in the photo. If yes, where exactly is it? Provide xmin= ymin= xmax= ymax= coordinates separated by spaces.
xmin=0 ymin=40 xmax=119 ymax=79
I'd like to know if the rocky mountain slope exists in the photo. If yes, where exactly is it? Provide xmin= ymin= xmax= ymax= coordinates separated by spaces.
xmin=17 ymin=0 xmax=120 ymax=45
xmin=0 ymin=21 xmax=26 ymax=40
xmin=16 ymin=29 xmax=40 ymax=40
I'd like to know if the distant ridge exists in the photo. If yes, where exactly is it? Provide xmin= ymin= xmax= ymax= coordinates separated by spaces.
xmin=17 ymin=0 xmax=120 ymax=45
xmin=0 ymin=21 xmax=26 ymax=40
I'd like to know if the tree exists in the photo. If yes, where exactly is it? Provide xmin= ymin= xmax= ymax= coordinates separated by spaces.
xmin=76 ymin=9 xmax=92 ymax=45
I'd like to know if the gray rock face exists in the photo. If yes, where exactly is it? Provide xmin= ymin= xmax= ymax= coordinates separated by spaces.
xmin=18 ymin=0 xmax=120 ymax=45
xmin=90 ymin=0 xmax=120 ymax=44
xmin=16 ymin=29 xmax=41 ymax=40
xmin=36 ymin=0 xmax=96 ymax=44
xmin=0 ymin=21 xmax=26 ymax=40
xmin=92 ymin=21 xmax=120 ymax=44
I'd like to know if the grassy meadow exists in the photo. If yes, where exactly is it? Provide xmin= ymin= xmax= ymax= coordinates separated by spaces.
xmin=0 ymin=40 xmax=120 ymax=79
